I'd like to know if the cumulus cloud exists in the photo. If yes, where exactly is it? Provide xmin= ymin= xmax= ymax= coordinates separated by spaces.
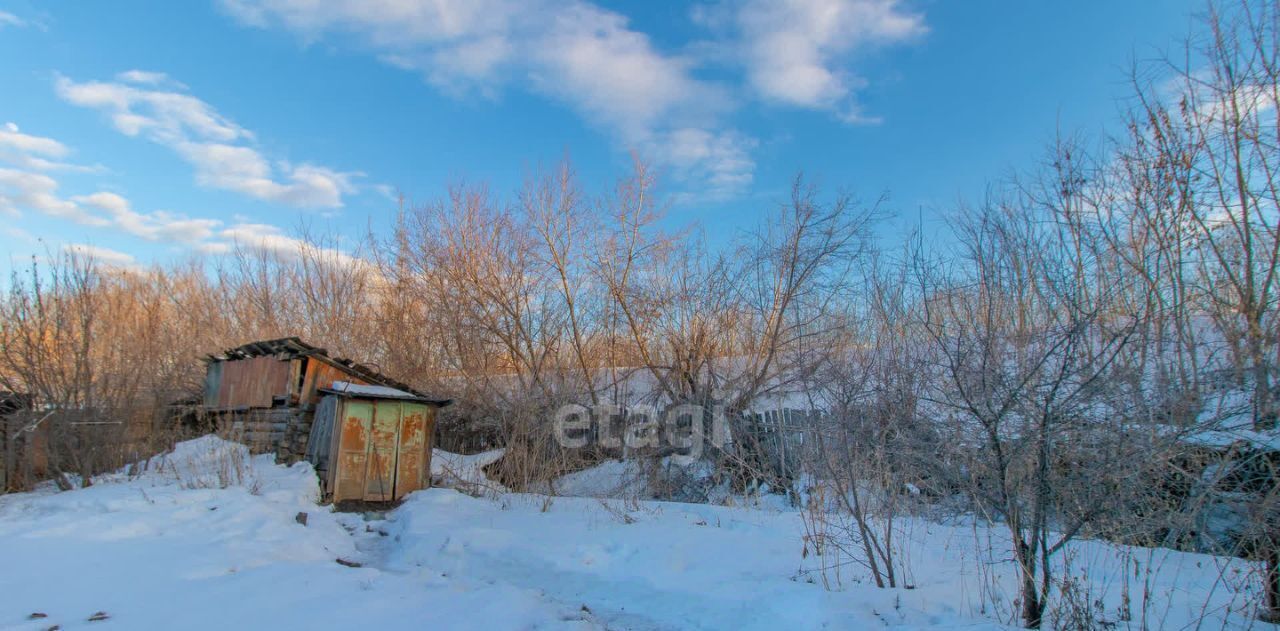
xmin=532 ymin=4 xmax=725 ymax=135
xmin=218 ymin=0 xmax=755 ymax=198
xmin=56 ymin=74 xmax=359 ymax=208
xmin=741 ymin=0 xmax=925 ymax=121
xmin=704 ymin=0 xmax=925 ymax=124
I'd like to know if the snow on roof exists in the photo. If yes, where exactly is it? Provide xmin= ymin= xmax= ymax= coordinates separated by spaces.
xmin=324 ymin=381 xmax=431 ymax=401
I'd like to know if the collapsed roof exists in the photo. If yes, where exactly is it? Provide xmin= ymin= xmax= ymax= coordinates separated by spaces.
xmin=205 ymin=336 xmax=450 ymax=405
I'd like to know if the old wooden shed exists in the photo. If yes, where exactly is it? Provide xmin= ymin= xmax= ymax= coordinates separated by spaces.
xmin=201 ymin=337 xmax=449 ymax=501
xmin=306 ymin=382 xmax=445 ymax=502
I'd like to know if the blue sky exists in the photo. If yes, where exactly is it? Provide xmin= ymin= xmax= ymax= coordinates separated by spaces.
xmin=0 ymin=0 xmax=1201 ymax=271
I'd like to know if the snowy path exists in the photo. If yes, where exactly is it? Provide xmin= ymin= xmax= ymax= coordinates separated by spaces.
xmin=376 ymin=491 xmax=926 ymax=630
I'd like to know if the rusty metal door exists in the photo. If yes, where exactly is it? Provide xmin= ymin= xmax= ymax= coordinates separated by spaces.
xmin=363 ymin=401 xmax=402 ymax=501
xmin=334 ymin=401 xmax=373 ymax=501
xmin=393 ymin=403 xmax=430 ymax=498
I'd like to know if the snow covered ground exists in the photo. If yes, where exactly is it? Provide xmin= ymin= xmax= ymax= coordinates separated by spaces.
xmin=0 ymin=437 xmax=1271 ymax=630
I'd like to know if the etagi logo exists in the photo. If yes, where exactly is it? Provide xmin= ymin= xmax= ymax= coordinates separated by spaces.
xmin=552 ymin=404 xmax=729 ymax=464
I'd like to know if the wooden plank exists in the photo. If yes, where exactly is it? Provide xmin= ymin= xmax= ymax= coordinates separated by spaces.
xmin=307 ymin=395 xmax=338 ymax=493
xmin=288 ymin=358 xmax=303 ymax=403
xmin=299 ymin=361 xmax=370 ymax=408
xmin=215 ymin=356 xmax=292 ymax=408
xmin=204 ymin=362 xmax=222 ymax=407
xmin=363 ymin=401 xmax=401 ymax=502
xmin=333 ymin=401 xmax=373 ymax=502
xmin=394 ymin=403 xmax=430 ymax=499
xmin=300 ymin=359 xmax=320 ymax=406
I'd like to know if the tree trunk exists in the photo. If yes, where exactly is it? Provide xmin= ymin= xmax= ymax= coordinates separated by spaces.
xmin=1020 ymin=570 xmax=1043 ymax=629
xmin=1016 ymin=540 xmax=1044 ymax=629
xmin=1253 ymin=350 xmax=1275 ymax=430
xmin=1265 ymin=547 xmax=1280 ymax=623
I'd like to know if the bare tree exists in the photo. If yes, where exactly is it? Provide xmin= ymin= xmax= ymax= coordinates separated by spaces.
xmin=918 ymin=155 xmax=1146 ymax=627
xmin=804 ymin=249 xmax=932 ymax=590
xmin=1120 ymin=1 xmax=1280 ymax=618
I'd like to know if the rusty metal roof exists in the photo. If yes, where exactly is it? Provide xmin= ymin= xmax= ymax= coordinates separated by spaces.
xmin=206 ymin=337 xmax=450 ymax=405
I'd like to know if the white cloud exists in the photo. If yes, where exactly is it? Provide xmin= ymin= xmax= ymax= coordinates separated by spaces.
xmin=70 ymin=191 xmax=131 ymax=215
xmin=4 ymin=226 xmax=35 ymax=243
xmin=0 ymin=122 xmax=210 ymax=243
xmin=194 ymin=241 xmax=233 ymax=255
xmin=0 ymin=122 xmax=67 ymax=157
xmin=0 ymin=123 xmax=216 ymax=241
xmin=0 ymin=121 xmax=363 ymax=267
xmin=0 ymin=164 xmax=218 ymax=242
xmin=72 ymin=191 xmax=221 ymax=243
xmin=530 ymin=3 xmax=725 ymax=136
xmin=0 ymin=124 xmax=107 ymax=223
xmin=722 ymin=0 xmax=925 ymax=123
xmin=175 ymin=141 xmax=357 ymax=208
xmin=61 ymin=243 xmax=137 ymax=267
xmin=652 ymin=128 xmax=757 ymax=200
xmin=0 ymin=11 xmax=26 ymax=28
xmin=56 ymin=74 xmax=359 ymax=208
xmin=372 ymin=183 xmax=398 ymax=201
xmin=220 ymin=222 xmax=309 ymax=253
xmin=216 ymin=222 xmax=366 ymax=269
xmin=56 ymin=76 xmax=247 ymax=142
xmin=218 ymin=0 xmax=756 ymax=197
xmin=116 ymin=70 xmax=179 ymax=86
xmin=221 ymin=0 xmax=523 ymax=91
xmin=25 ymin=186 xmax=359 ymax=263
xmin=0 ymin=122 xmax=102 ymax=172
xmin=0 ymin=167 xmax=108 ymax=225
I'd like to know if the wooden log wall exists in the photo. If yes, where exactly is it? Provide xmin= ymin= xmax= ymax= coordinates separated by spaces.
xmin=215 ymin=408 xmax=312 ymax=463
